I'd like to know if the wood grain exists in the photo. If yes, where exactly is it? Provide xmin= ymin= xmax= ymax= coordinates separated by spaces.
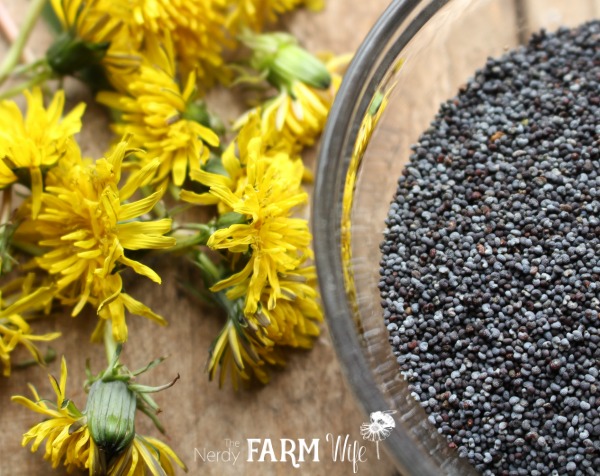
xmin=1 ymin=1 xmax=598 ymax=476
xmin=523 ymin=0 xmax=600 ymax=35
xmin=0 ymin=1 xmax=396 ymax=476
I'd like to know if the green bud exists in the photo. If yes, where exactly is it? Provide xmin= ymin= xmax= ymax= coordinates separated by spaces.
xmin=85 ymin=379 xmax=136 ymax=459
xmin=243 ymin=31 xmax=331 ymax=93
xmin=46 ymin=32 xmax=109 ymax=76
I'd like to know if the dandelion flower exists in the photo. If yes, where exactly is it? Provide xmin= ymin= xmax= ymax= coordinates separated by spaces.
xmin=206 ymin=267 xmax=322 ymax=388
xmin=207 ymin=151 xmax=311 ymax=317
xmin=108 ymin=0 xmax=230 ymax=90
xmin=183 ymin=115 xmax=311 ymax=316
xmin=206 ymin=316 xmax=274 ymax=389
xmin=179 ymin=111 xmax=272 ymax=213
xmin=0 ymin=88 xmax=85 ymax=217
xmin=110 ymin=434 xmax=187 ymax=475
xmin=20 ymin=137 xmax=176 ymax=342
xmin=261 ymin=52 xmax=348 ymax=152
xmin=0 ymin=275 xmax=59 ymax=377
xmin=187 ymin=116 xmax=322 ymax=388
xmin=12 ymin=357 xmax=94 ymax=472
xmin=50 ymin=0 xmax=120 ymax=49
xmin=255 ymin=266 xmax=322 ymax=348
xmin=97 ymin=35 xmax=220 ymax=188
xmin=255 ymin=77 xmax=332 ymax=151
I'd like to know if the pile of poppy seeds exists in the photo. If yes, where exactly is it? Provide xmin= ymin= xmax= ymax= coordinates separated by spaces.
xmin=379 ymin=21 xmax=600 ymax=475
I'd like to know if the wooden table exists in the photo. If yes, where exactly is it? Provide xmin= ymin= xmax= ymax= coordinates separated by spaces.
xmin=0 ymin=1 xmax=397 ymax=475
xmin=2 ymin=1 xmax=598 ymax=475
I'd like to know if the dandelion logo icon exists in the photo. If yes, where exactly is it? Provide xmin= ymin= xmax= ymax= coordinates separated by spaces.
xmin=360 ymin=410 xmax=396 ymax=459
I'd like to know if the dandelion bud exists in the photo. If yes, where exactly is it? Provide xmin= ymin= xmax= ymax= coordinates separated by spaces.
xmin=244 ymin=32 xmax=331 ymax=92
xmin=85 ymin=379 xmax=136 ymax=458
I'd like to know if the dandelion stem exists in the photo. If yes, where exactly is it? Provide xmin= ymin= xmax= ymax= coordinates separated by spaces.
xmin=10 ymin=57 xmax=47 ymax=78
xmin=104 ymin=321 xmax=118 ymax=365
xmin=14 ymin=347 xmax=57 ymax=368
xmin=0 ymin=69 xmax=53 ymax=99
xmin=0 ymin=0 xmax=46 ymax=85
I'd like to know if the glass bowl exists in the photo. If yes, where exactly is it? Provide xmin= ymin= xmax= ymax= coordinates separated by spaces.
xmin=313 ymin=0 xmax=600 ymax=474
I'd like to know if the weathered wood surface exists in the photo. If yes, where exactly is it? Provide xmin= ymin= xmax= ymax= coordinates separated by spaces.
xmin=1 ymin=1 xmax=598 ymax=475
xmin=0 ymin=1 xmax=396 ymax=476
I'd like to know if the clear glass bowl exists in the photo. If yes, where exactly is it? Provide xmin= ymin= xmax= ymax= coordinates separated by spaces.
xmin=313 ymin=0 xmax=600 ymax=474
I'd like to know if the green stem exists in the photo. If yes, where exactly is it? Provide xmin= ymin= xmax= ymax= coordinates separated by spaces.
xmin=196 ymin=251 xmax=222 ymax=287
xmin=165 ymin=203 xmax=193 ymax=217
xmin=14 ymin=347 xmax=57 ymax=368
xmin=9 ymin=239 xmax=44 ymax=257
xmin=10 ymin=57 xmax=47 ymax=77
xmin=103 ymin=321 xmax=118 ymax=365
xmin=164 ymin=227 xmax=210 ymax=253
xmin=0 ymin=70 xmax=53 ymax=99
xmin=0 ymin=0 xmax=47 ymax=85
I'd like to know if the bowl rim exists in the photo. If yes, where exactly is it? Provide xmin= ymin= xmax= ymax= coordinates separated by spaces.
xmin=312 ymin=0 xmax=465 ymax=474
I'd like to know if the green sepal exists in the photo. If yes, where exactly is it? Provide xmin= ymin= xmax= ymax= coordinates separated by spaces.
xmin=46 ymin=32 xmax=109 ymax=76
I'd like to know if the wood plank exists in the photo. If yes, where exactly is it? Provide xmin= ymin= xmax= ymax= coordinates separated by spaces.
xmin=5 ymin=0 xmax=596 ymax=474
xmin=523 ymin=0 xmax=600 ymax=35
xmin=0 ymin=1 xmax=397 ymax=476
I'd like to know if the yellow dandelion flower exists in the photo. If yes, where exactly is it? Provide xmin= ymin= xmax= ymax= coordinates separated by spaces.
xmin=208 ymin=179 xmax=311 ymax=317
xmin=97 ymin=35 xmax=220 ymax=188
xmin=12 ymin=357 xmax=94 ymax=472
xmin=254 ymin=266 xmax=322 ymax=348
xmin=183 ymin=116 xmax=311 ymax=316
xmin=19 ymin=137 xmax=176 ymax=342
xmin=0 ymin=275 xmax=59 ymax=377
xmin=226 ymin=0 xmax=323 ymax=33
xmin=180 ymin=112 xmax=271 ymax=213
xmin=48 ymin=0 xmax=136 ymax=80
xmin=206 ymin=266 xmax=322 ymax=388
xmin=50 ymin=0 xmax=120 ymax=46
xmin=108 ymin=0 xmax=230 ymax=90
xmin=0 ymin=88 xmax=85 ymax=217
xmin=109 ymin=434 xmax=187 ymax=475
xmin=207 ymin=316 xmax=281 ymax=389
xmin=257 ymin=80 xmax=331 ymax=151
